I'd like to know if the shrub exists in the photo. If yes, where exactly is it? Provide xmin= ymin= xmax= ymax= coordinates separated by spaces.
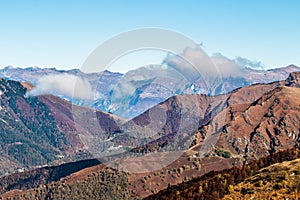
xmin=215 ymin=149 xmax=232 ymax=158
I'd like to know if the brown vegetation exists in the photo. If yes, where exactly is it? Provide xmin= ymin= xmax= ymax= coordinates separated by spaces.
xmin=145 ymin=148 xmax=300 ymax=200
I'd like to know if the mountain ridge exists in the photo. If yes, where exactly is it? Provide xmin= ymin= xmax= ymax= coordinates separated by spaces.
xmin=1 ymin=64 xmax=299 ymax=119
xmin=0 ymin=78 xmax=120 ymax=176
xmin=1 ymin=71 xmax=300 ymax=199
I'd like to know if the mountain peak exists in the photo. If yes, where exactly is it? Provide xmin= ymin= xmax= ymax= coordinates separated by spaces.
xmin=287 ymin=71 xmax=300 ymax=81
xmin=285 ymin=64 xmax=300 ymax=69
xmin=270 ymin=64 xmax=300 ymax=73
xmin=285 ymin=71 xmax=300 ymax=86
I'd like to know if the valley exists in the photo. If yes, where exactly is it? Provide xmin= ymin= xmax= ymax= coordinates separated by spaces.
xmin=0 ymin=68 xmax=300 ymax=199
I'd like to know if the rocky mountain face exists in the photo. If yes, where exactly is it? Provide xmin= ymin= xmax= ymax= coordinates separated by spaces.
xmin=112 ymin=74 xmax=281 ymax=157
xmin=0 ymin=65 xmax=299 ymax=119
xmin=193 ymin=72 xmax=300 ymax=163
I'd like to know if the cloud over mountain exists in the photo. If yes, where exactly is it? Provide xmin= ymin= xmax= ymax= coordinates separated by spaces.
xmin=163 ymin=47 xmax=265 ymax=80
xmin=235 ymin=56 xmax=265 ymax=69
xmin=163 ymin=47 xmax=218 ymax=81
xmin=27 ymin=74 xmax=94 ymax=99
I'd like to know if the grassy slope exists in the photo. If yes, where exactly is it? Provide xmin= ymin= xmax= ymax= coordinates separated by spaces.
xmin=223 ymin=158 xmax=300 ymax=200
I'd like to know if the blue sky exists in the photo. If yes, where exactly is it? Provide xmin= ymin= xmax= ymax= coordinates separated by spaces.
xmin=0 ymin=0 xmax=299 ymax=72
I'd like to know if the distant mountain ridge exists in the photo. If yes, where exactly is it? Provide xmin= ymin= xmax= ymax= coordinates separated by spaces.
xmin=0 ymin=64 xmax=299 ymax=119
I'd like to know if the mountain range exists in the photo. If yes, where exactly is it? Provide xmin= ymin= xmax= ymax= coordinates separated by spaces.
xmin=0 ymin=64 xmax=299 ymax=119
xmin=0 ymin=65 xmax=300 ymax=199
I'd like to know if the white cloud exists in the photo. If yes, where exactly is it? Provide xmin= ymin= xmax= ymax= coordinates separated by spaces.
xmin=27 ymin=74 xmax=94 ymax=99
xmin=211 ymin=53 xmax=244 ymax=77
xmin=235 ymin=56 xmax=265 ymax=69
xmin=163 ymin=47 xmax=216 ymax=81
xmin=163 ymin=47 xmax=251 ymax=80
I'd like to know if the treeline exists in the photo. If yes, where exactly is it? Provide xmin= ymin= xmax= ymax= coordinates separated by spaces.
xmin=2 ymin=166 xmax=130 ymax=200
xmin=0 ymin=159 xmax=101 ymax=195
xmin=145 ymin=147 xmax=300 ymax=200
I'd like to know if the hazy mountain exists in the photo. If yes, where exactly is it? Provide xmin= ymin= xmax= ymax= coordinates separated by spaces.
xmin=97 ymin=64 xmax=300 ymax=118
xmin=0 ymin=64 xmax=299 ymax=119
